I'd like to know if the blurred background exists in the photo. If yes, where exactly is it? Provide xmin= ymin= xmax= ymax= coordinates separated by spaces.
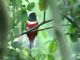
xmin=1 ymin=0 xmax=80 ymax=60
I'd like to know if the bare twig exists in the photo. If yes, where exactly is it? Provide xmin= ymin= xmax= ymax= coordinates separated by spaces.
xmin=64 ymin=15 xmax=74 ymax=24
xmin=44 ymin=11 xmax=46 ymax=22
xmin=64 ymin=15 xmax=79 ymax=28
xmin=27 ymin=19 xmax=53 ymax=32
xmin=33 ymin=26 xmax=53 ymax=32
xmin=16 ymin=26 xmax=53 ymax=37
xmin=16 ymin=19 xmax=53 ymax=37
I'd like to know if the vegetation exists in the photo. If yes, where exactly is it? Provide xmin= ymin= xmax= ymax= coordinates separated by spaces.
xmin=0 ymin=0 xmax=80 ymax=60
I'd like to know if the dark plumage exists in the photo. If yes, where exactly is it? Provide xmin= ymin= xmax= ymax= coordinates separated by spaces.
xmin=28 ymin=13 xmax=37 ymax=21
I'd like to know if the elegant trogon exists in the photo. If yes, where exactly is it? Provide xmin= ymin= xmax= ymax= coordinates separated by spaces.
xmin=26 ymin=13 xmax=38 ymax=49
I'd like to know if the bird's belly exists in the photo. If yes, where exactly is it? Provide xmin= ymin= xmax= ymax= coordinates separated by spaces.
xmin=27 ymin=31 xmax=37 ymax=41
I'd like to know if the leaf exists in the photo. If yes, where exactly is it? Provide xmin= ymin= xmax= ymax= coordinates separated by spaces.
xmin=20 ymin=9 xmax=28 ymax=19
xmin=27 ymin=2 xmax=35 ymax=11
xmin=21 ymin=21 xmax=26 ymax=32
xmin=17 ymin=9 xmax=28 ymax=22
xmin=25 ymin=0 xmax=29 ymax=2
xmin=17 ymin=9 xmax=27 ymax=32
xmin=10 ymin=32 xmax=14 ymax=41
xmin=13 ymin=28 xmax=19 ymax=36
xmin=8 ymin=49 xmax=16 ymax=60
xmin=49 ymin=39 xmax=58 ymax=53
xmin=34 ymin=50 xmax=43 ymax=60
xmin=69 ymin=24 xmax=78 ymax=42
xmin=14 ymin=0 xmax=22 ymax=7
xmin=9 ymin=0 xmax=14 ymax=3
xmin=9 ymin=0 xmax=15 ymax=5
xmin=47 ymin=54 xmax=55 ymax=60
xmin=21 ymin=48 xmax=29 ymax=58
xmin=7 ymin=49 xmax=21 ymax=60
xmin=11 ymin=42 xmax=21 ymax=48
xmin=39 ymin=54 xmax=47 ymax=60
xmin=70 ymin=33 xmax=78 ymax=42
xmin=69 ymin=24 xmax=77 ymax=33
xmin=69 ymin=0 xmax=77 ymax=4
xmin=12 ymin=18 xmax=16 ymax=29
xmin=39 ymin=0 xmax=48 ymax=11
xmin=42 ymin=31 xmax=48 ymax=38
xmin=21 ymin=5 xmax=26 ymax=10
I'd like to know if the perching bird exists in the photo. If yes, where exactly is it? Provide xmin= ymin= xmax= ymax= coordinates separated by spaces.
xmin=26 ymin=13 xmax=38 ymax=50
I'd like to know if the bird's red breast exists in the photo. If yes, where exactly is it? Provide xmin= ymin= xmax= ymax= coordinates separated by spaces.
xmin=26 ymin=21 xmax=38 ymax=42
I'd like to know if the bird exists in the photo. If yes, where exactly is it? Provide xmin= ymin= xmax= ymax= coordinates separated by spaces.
xmin=26 ymin=13 xmax=38 ymax=50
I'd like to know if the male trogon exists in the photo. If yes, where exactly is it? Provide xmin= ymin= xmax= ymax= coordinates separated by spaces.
xmin=26 ymin=13 xmax=38 ymax=49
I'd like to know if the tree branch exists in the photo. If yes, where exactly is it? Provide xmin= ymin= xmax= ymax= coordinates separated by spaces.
xmin=64 ymin=15 xmax=79 ymax=28
xmin=64 ymin=15 xmax=74 ymax=24
xmin=16 ymin=26 xmax=53 ymax=37
xmin=44 ymin=11 xmax=46 ymax=22
xmin=33 ymin=26 xmax=53 ymax=32
xmin=16 ymin=19 xmax=53 ymax=37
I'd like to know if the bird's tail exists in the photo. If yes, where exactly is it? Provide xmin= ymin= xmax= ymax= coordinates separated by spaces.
xmin=29 ymin=40 xmax=34 ymax=51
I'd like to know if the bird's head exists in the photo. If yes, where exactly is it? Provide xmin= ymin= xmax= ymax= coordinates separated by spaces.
xmin=28 ymin=13 xmax=37 ymax=21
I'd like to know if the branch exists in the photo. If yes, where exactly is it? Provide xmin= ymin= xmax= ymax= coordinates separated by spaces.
xmin=64 ymin=15 xmax=74 ymax=24
xmin=26 ymin=19 xmax=53 ymax=32
xmin=44 ymin=11 xmax=46 ymax=22
xmin=33 ymin=26 xmax=53 ymax=32
xmin=64 ymin=15 xmax=79 ymax=28
xmin=63 ymin=0 xmax=80 ymax=28
xmin=16 ymin=19 xmax=53 ymax=37
xmin=16 ymin=26 xmax=53 ymax=37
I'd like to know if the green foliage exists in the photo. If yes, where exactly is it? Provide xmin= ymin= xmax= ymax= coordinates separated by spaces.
xmin=9 ymin=0 xmax=22 ymax=6
xmin=6 ymin=48 xmax=26 ymax=60
xmin=25 ymin=0 xmax=29 ymax=2
xmin=65 ymin=0 xmax=80 ymax=42
xmin=27 ymin=2 xmax=35 ymax=11
xmin=7 ymin=0 xmax=80 ymax=60
xmin=48 ymin=54 xmax=55 ymax=60
xmin=70 ymin=33 xmax=78 ymax=42
xmin=69 ymin=24 xmax=78 ymax=42
xmin=13 ymin=28 xmax=19 ymax=37
xmin=49 ymin=39 xmax=58 ymax=53
xmin=21 ymin=21 xmax=26 ymax=32
xmin=19 ymin=9 xmax=27 ymax=32
xmin=42 ymin=31 xmax=48 ymax=38
xmin=69 ymin=0 xmax=77 ymax=4
xmin=8 ymin=0 xmax=57 ymax=60
xmin=18 ymin=9 xmax=28 ymax=20
xmin=15 ymin=0 xmax=22 ymax=7
xmin=69 ymin=24 xmax=78 ymax=33
xmin=39 ymin=0 xmax=48 ymax=11
xmin=11 ymin=42 xmax=21 ymax=48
